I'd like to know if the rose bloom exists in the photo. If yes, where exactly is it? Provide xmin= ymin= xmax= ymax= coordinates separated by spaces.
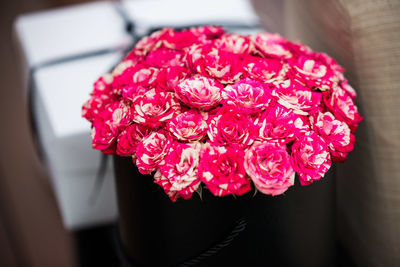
xmin=323 ymin=86 xmax=363 ymax=132
xmin=290 ymin=55 xmax=337 ymax=91
xmin=244 ymin=141 xmax=295 ymax=196
xmin=135 ymin=130 xmax=173 ymax=174
xmin=121 ymin=85 xmax=147 ymax=101
xmin=155 ymin=142 xmax=202 ymax=202
xmin=116 ymin=124 xmax=153 ymax=157
xmin=311 ymin=112 xmax=355 ymax=162
xmin=221 ymin=79 xmax=273 ymax=113
xmin=339 ymin=80 xmax=357 ymax=99
xmin=291 ymin=131 xmax=331 ymax=185
xmin=125 ymin=28 xmax=166 ymax=57
xmin=167 ymin=109 xmax=207 ymax=141
xmin=198 ymin=143 xmax=251 ymax=196
xmin=105 ymin=101 xmax=133 ymax=131
xmin=207 ymin=106 xmax=256 ymax=148
xmin=244 ymin=56 xmax=287 ymax=83
xmin=251 ymin=33 xmax=293 ymax=59
xmin=189 ymin=25 xmax=225 ymax=41
xmin=214 ymin=33 xmax=254 ymax=54
xmin=145 ymin=48 xmax=185 ymax=68
xmin=91 ymin=119 xmax=118 ymax=154
xmin=272 ymin=79 xmax=322 ymax=115
xmin=159 ymin=28 xmax=201 ymax=50
xmin=112 ymin=63 xmax=159 ymax=89
xmin=82 ymin=93 xmax=117 ymax=123
xmin=185 ymin=44 xmax=243 ymax=84
xmin=91 ymin=74 xmax=114 ymax=96
xmin=256 ymin=104 xmax=309 ymax=144
xmin=131 ymin=88 xmax=181 ymax=127
xmin=175 ymin=75 xmax=222 ymax=110
xmin=154 ymin=66 xmax=189 ymax=92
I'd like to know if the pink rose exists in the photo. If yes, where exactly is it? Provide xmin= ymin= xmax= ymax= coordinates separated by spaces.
xmin=81 ymin=94 xmax=117 ymax=123
xmin=154 ymin=66 xmax=190 ymax=92
xmin=244 ymin=56 xmax=287 ymax=83
xmin=214 ymin=34 xmax=254 ymax=54
xmin=116 ymin=124 xmax=153 ymax=157
xmin=91 ymin=74 xmax=114 ymax=96
xmin=198 ymin=143 xmax=251 ymax=196
xmin=189 ymin=25 xmax=225 ymax=40
xmin=323 ymin=86 xmax=363 ymax=132
xmin=159 ymin=28 xmax=200 ymax=50
xmin=145 ymin=48 xmax=185 ymax=68
xmin=339 ymin=80 xmax=357 ymax=99
xmin=135 ymin=130 xmax=173 ymax=174
xmin=256 ymin=104 xmax=309 ymax=144
xmin=121 ymin=85 xmax=147 ymax=101
xmin=175 ymin=75 xmax=222 ymax=110
xmin=290 ymin=55 xmax=337 ymax=91
xmin=155 ymin=142 xmax=202 ymax=201
xmin=311 ymin=112 xmax=355 ymax=162
xmin=127 ymin=28 xmax=167 ymax=57
xmin=185 ymin=44 xmax=243 ymax=84
xmin=291 ymin=131 xmax=331 ymax=185
xmin=221 ymin=79 xmax=273 ymax=113
xmin=207 ymin=106 xmax=256 ymax=148
xmin=273 ymin=80 xmax=322 ymax=115
xmin=251 ymin=33 xmax=293 ymax=59
xmin=131 ymin=89 xmax=181 ymax=127
xmin=244 ymin=141 xmax=295 ymax=196
xmin=312 ymin=51 xmax=345 ymax=78
xmin=91 ymin=119 xmax=118 ymax=154
xmin=112 ymin=63 xmax=158 ymax=89
xmin=167 ymin=109 xmax=207 ymax=141
xmin=105 ymin=101 xmax=133 ymax=130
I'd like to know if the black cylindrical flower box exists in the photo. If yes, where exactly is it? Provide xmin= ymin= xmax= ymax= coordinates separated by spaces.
xmin=114 ymin=155 xmax=337 ymax=267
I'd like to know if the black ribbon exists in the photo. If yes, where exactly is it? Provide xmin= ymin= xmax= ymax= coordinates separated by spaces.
xmin=113 ymin=218 xmax=248 ymax=267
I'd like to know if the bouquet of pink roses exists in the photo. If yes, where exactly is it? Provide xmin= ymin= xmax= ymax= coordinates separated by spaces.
xmin=82 ymin=26 xmax=362 ymax=202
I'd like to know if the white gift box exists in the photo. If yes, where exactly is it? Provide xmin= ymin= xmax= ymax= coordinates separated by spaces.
xmin=13 ymin=0 xmax=259 ymax=230
xmin=14 ymin=1 xmax=132 ymax=230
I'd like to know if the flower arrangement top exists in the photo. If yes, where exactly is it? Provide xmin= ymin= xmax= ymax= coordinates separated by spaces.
xmin=82 ymin=26 xmax=362 ymax=202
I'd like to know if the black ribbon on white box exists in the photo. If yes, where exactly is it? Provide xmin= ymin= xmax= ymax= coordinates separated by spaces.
xmin=26 ymin=2 xmax=262 ymax=266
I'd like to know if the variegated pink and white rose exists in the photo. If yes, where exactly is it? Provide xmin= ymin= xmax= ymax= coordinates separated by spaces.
xmin=323 ymin=86 xmax=363 ymax=132
xmin=90 ymin=119 xmax=118 ymax=155
xmin=207 ymin=106 xmax=256 ymax=148
xmin=244 ymin=142 xmax=295 ymax=196
xmin=273 ymin=80 xmax=322 ymax=115
xmin=167 ymin=109 xmax=207 ymax=141
xmin=244 ymin=56 xmax=287 ymax=83
xmin=198 ymin=143 xmax=251 ymax=197
xmin=186 ymin=44 xmax=244 ymax=84
xmin=291 ymin=132 xmax=331 ymax=185
xmin=116 ymin=124 xmax=152 ymax=157
xmin=290 ymin=55 xmax=337 ymax=91
xmin=131 ymin=89 xmax=181 ymax=127
xmin=251 ymin=33 xmax=293 ymax=59
xmin=83 ymin=26 xmax=362 ymax=202
xmin=214 ymin=33 xmax=254 ymax=54
xmin=256 ymin=105 xmax=309 ymax=144
xmin=135 ymin=130 xmax=173 ymax=174
xmin=311 ymin=112 xmax=355 ymax=162
xmin=221 ymin=79 xmax=273 ymax=113
xmin=175 ymin=75 xmax=222 ymax=110
xmin=155 ymin=142 xmax=202 ymax=201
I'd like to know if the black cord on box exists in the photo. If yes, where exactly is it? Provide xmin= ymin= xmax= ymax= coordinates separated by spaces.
xmin=113 ymin=218 xmax=248 ymax=267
